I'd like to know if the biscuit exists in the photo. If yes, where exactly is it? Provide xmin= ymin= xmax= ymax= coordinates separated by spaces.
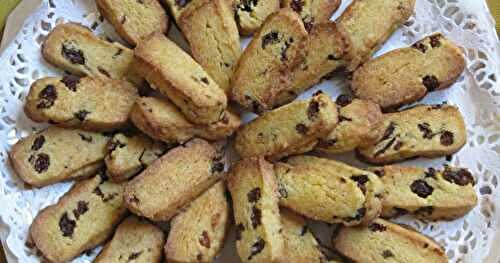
xmin=234 ymin=0 xmax=281 ymax=35
xmin=234 ymin=92 xmax=338 ymax=160
xmin=275 ymin=156 xmax=383 ymax=226
xmin=165 ymin=182 xmax=229 ymax=262
xmin=9 ymin=127 xmax=109 ymax=187
xmin=105 ymin=132 xmax=168 ymax=182
xmin=227 ymin=158 xmax=284 ymax=262
xmin=124 ymin=139 xmax=225 ymax=221
xmin=162 ymin=0 xmax=208 ymax=22
xmin=281 ymin=209 xmax=333 ymax=262
xmin=316 ymin=96 xmax=384 ymax=154
xmin=30 ymin=175 xmax=127 ymax=263
xmin=25 ymin=76 xmax=138 ymax=131
xmin=42 ymin=23 xmax=134 ymax=79
xmin=133 ymin=33 xmax=228 ymax=125
xmin=337 ymin=0 xmax=416 ymax=71
xmin=277 ymin=21 xmax=347 ymax=106
xmin=131 ymin=97 xmax=241 ymax=144
xmin=94 ymin=216 xmax=165 ymax=263
xmin=357 ymin=104 xmax=467 ymax=164
xmin=282 ymin=0 xmax=341 ymax=31
xmin=352 ymin=34 xmax=466 ymax=109
xmin=373 ymin=165 xmax=477 ymax=220
xmin=96 ymin=0 xmax=169 ymax=46
xmin=333 ymin=219 xmax=448 ymax=263
xmin=231 ymin=8 xmax=308 ymax=112
xmin=179 ymin=0 xmax=241 ymax=94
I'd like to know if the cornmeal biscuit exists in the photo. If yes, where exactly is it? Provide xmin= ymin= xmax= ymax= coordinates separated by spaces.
xmin=281 ymin=209 xmax=334 ymax=262
xmin=9 ymin=127 xmax=109 ymax=187
xmin=316 ymin=96 xmax=384 ymax=154
xmin=278 ymin=21 xmax=347 ymax=106
xmin=227 ymin=158 xmax=284 ymax=262
xmin=105 ymin=132 xmax=168 ymax=182
xmin=25 ymin=76 xmax=138 ymax=131
xmin=96 ymin=0 xmax=169 ymax=46
xmin=337 ymin=0 xmax=416 ymax=71
xmin=133 ymin=33 xmax=228 ymax=125
xmin=30 ymin=175 xmax=127 ymax=263
xmin=333 ymin=219 xmax=448 ymax=263
xmin=357 ymin=104 xmax=467 ymax=164
xmin=131 ymin=97 xmax=241 ymax=143
xmin=234 ymin=0 xmax=280 ymax=35
xmin=235 ymin=92 xmax=338 ymax=160
xmin=165 ymin=182 xmax=229 ymax=262
xmin=124 ymin=139 xmax=225 ymax=221
xmin=94 ymin=216 xmax=165 ymax=263
xmin=275 ymin=156 xmax=383 ymax=226
xmin=179 ymin=0 xmax=241 ymax=94
xmin=352 ymin=34 xmax=466 ymax=109
xmin=282 ymin=0 xmax=341 ymax=31
xmin=42 ymin=23 xmax=134 ymax=79
xmin=373 ymin=165 xmax=477 ymax=220
xmin=232 ymin=8 xmax=308 ymax=112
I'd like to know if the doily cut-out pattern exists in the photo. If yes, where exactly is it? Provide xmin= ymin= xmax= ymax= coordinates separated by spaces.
xmin=0 ymin=0 xmax=498 ymax=262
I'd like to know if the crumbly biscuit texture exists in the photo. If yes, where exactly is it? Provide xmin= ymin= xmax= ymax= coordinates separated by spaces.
xmin=282 ymin=0 xmax=341 ymax=31
xmin=234 ymin=0 xmax=281 ymax=35
xmin=227 ymin=158 xmax=284 ymax=262
xmin=373 ymin=165 xmax=477 ymax=220
xmin=232 ymin=8 xmax=308 ymax=112
xmin=9 ymin=127 xmax=109 ymax=187
xmin=42 ymin=23 xmax=134 ymax=79
xmin=333 ymin=219 xmax=448 ymax=263
xmin=165 ymin=182 xmax=229 ymax=262
xmin=130 ymin=97 xmax=241 ymax=143
xmin=94 ymin=216 xmax=165 ymax=263
xmin=235 ymin=92 xmax=338 ymax=160
xmin=30 ymin=175 xmax=127 ymax=263
xmin=357 ymin=104 xmax=467 ymax=164
xmin=124 ymin=139 xmax=225 ymax=221
xmin=96 ymin=0 xmax=169 ymax=46
xmin=25 ymin=76 xmax=138 ymax=131
xmin=133 ymin=33 xmax=228 ymax=125
xmin=275 ymin=156 xmax=383 ymax=226
xmin=352 ymin=34 xmax=466 ymax=109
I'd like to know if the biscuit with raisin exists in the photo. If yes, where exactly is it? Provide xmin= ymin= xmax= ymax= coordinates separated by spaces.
xmin=234 ymin=0 xmax=280 ymax=35
xmin=282 ymin=0 xmax=341 ymax=31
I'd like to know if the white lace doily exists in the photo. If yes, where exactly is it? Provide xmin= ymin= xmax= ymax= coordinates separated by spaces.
xmin=0 ymin=0 xmax=499 ymax=262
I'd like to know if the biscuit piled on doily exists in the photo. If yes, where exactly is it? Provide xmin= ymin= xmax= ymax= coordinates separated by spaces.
xmin=9 ymin=0 xmax=476 ymax=262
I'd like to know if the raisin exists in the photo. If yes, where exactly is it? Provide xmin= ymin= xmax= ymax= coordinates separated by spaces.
xmin=59 ymin=212 xmax=76 ymax=237
xmin=74 ymin=110 xmax=90 ymax=121
xmin=368 ymin=222 xmax=387 ymax=232
xmin=443 ymin=167 xmax=474 ymax=186
xmin=238 ymin=0 xmax=258 ymax=12
xmin=31 ymin=153 xmax=50 ymax=173
xmin=373 ymin=169 xmax=385 ymax=178
xmin=381 ymin=122 xmax=396 ymax=141
xmin=303 ymin=18 xmax=314 ymax=32
xmin=62 ymin=43 xmax=85 ymax=65
xmin=120 ymin=16 xmax=127 ymax=24
xmin=211 ymin=161 xmax=225 ymax=174
xmin=278 ymin=183 xmax=288 ymax=198
xmin=251 ymin=206 xmax=262 ymax=228
xmin=374 ymin=137 xmax=396 ymax=157
xmin=31 ymin=136 xmax=46 ymax=151
xmin=327 ymin=53 xmax=341 ymax=61
xmin=295 ymin=123 xmax=309 ymax=134
xmin=197 ymin=253 xmax=203 ymax=261
xmin=393 ymin=140 xmax=403 ymax=150
xmin=262 ymin=31 xmax=280 ymax=49
xmin=410 ymin=179 xmax=434 ymax=198
xmin=113 ymin=48 xmax=123 ymax=58
xmin=335 ymin=94 xmax=353 ymax=107
xmin=440 ymin=131 xmax=454 ymax=146
xmin=37 ymin=85 xmax=58 ymax=109
xmin=412 ymin=42 xmax=427 ymax=53
xmin=175 ymin=0 xmax=191 ymax=7
xmin=422 ymin=75 xmax=440 ymax=91
xmin=103 ymin=193 xmax=118 ymax=202
xmin=200 ymin=77 xmax=210 ymax=85
xmin=418 ymin=123 xmax=433 ymax=139
xmin=199 ymin=231 xmax=211 ymax=248
xmin=60 ymin=75 xmax=81 ymax=91
xmin=415 ymin=206 xmax=434 ymax=216
xmin=247 ymin=188 xmax=261 ymax=203
xmin=97 ymin=67 xmax=111 ymax=78
xmin=425 ymin=168 xmax=437 ymax=178
xmin=290 ymin=0 xmax=304 ymax=12
xmin=382 ymin=250 xmax=394 ymax=258
xmin=93 ymin=186 xmax=105 ymax=199
xmin=339 ymin=115 xmax=353 ymax=122
xmin=78 ymin=133 xmax=93 ymax=142
xmin=430 ymin=35 xmax=441 ymax=47
xmin=235 ymin=223 xmax=245 ymax=241
xmin=72 ymin=201 xmax=89 ymax=220
xmin=344 ymin=208 xmax=366 ymax=222
xmin=128 ymin=251 xmax=142 ymax=260
xmin=248 ymin=238 xmax=266 ymax=260
xmin=351 ymin=175 xmax=369 ymax=194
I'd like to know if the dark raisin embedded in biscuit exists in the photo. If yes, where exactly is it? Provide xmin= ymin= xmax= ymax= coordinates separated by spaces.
xmin=31 ymin=153 xmax=50 ymax=173
xmin=344 ymin=208 xmax=366 ymax=222
xmin=175 ymin=0 xmax=191 ymax=7
xmin=93 ymin=186 xmax=105 ymax=199
xmin=393 ymin=140 xmax=403 ymax=150
xmin=60 ymin=75 xmax=81 ymax=91
xmin=339 ymin=115 xmax=353 ymax=122
xmin=440 ymin=131 xmax=454 ymax=146
xmin=381 ymin=122 xmax=396 ymax=141
xmin=373 ymin=169 xmax=385 ymax=178
xmin=199 ymin=231 xmax=211 ymax=248
xmin=262 ymin=31 xmax=280 ymax=49
xmin=422 ymin=75 xmax=440 ymax=91
xmin=211 ymin=161 xmax=225 ymax=174
xmin=72 ymin=200 xmax=89 ymax=220
xmin=113 ymin=48 xmax=123 ymax=58
xmin=247 ymin=188 xmax=262 ymax=203
xmin=238 ymin=0 xmax=258 ymax=13
xmin=31 ymin=136 xmax=46 ymax=151
xmin=103 ymin=192 xmax=118 ymax=202
xmin=412 ymin=42 xmax=427 ymax=53
xmin=327 ymin=53 xmax=341 ymax=61
xmin=248 ymin=237 xmax=266 ymax=261
xmin=303 ymin=19 xmax=314 ymax=32
xmin=290 ymin=0 xmax=304 ymax=12
xmin=74 ymin=110 xmax=90 ymax=121
xmin=382 ymin=250 xmax=394 ymax=258
xmin=62 ymin=43 xmax=85 ymax=65
xmin=295 ymin=123 xmax=309 ymax=135
xmin=278 ymin=183 xmax=288 ymax=198
xmin=410 ymin=179 xmax=434 ymax=198
xmin=128 ymin=251 xmax=143 ymax=261
xmin=97 ymin=67 xmax=111 ymax=78
xmin=418 ymin=123 xmax=433 ymax=139
xmin=59 ymin=212 xmax=76 ymax=237
xmin=200 ymin=77 xmax=210 ymax=85
xmin=368 ymin=222 xmax=387 ymax=232
xmin=425 ymin=168 xmax=437 ymax=178
xmin=335 ymin=94 xmax=353 ymax=107
xmin=374 ymin=137 xmax=397 ymax=157
xmin=235 ymin=223 xmax=245 ymax=241
xmin=443 ymin=167 xmax=474 ymax=186
xmin=37 ymin=85 xmax=58 ymax=109
xmin=430 ymin=35 xmax=442 ymax=48
xmin=351 ymin=175 xmax=369 ymax=194
xmin=251 ymin=206 xmax=262 ymax=228
xmin=280 ymin=37 xmax=294 ymax=61
xmin=78 ymin=133 xmax=93 ymax=143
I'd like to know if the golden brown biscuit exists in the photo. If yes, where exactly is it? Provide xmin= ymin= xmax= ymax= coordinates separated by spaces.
xmin=234 ymin=0 xmax=281 ymax=35
xmin=282 ymin=0 xmax=341 ymax=31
